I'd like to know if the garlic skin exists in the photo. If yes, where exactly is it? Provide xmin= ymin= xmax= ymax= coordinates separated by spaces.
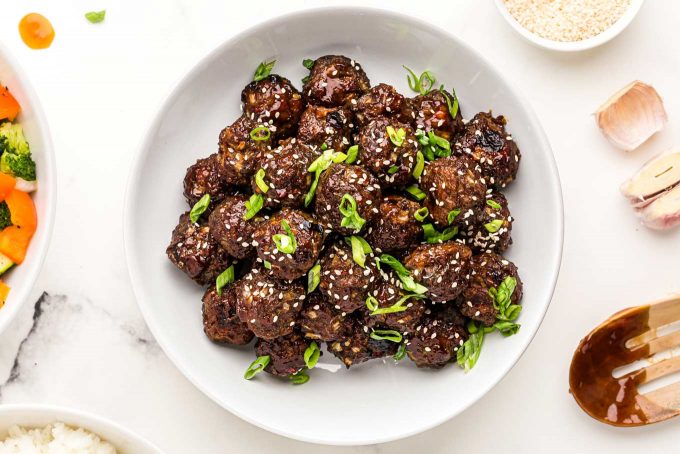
xmin=621 ymin=151 xmax=680 ymax=207
xmin=636 ymin=184 xmax=680 ymax=230
xmin=596 ymin=81 xmax=667 ymax=151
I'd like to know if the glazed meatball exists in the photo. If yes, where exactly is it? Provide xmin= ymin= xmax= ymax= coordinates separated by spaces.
xmin=363 ymin=272 xmax=426 ymax=333
xmin=252 ymin=208 xmax=324 ymax=280
xmin=241 ymin=74 xmax=305 ymax=137
xmin=365 ymin=195 xmax=422 ymax=253
xmin=208 ymin=195 xmax=262 ymax=259
xmin=202 ymin=285 xmax=254 ymax=345
xmin=406 ymin=305 xmax=468 ymax=368
xmin=357 ymin=117 xmax=419 ymax=187
xmin=235 ymin=266 xmax=305 ymax=339
xmin=183 ymin=154 xmax=229 ymax=206
xmin=411 ymin=89 xmax=464 ymax=142
xmin=298 ymin=292 xmax=348 ymax=341
xmin=314 ymin=163 xmax=382 ymax=235
xmin=456 ymin=112 xmax=521 ymax=188
xmin=460 ymin=252 xmax=523 ymax=326
xmin=404 ymin=242 xmax=472 ymax=302
xmin=296 ymin=105 xmax=353 ymax=152
xmin=255 ymin=331 xmax=310 ymax=377
xmin=218 ymin=115 xmax=273 ymax=186
xmin=303 ymin=55 xmax=370 ymax=107
xmin=353 ymin=83 xmax=413 ymax=127
xmin=420 ymin=155 xmax=487 ymax=228
xmin=166 ymin=212 xmax=235 ymax=286
xmin=252 ymin=138 xmax=315 ymax=209
xmin=460 ymin=192 xmax=513 ymax=254
xmin=327 ymin=318 xmax=398 ymax=368
xmin=319 ymin=240 xmax=378 ymax=313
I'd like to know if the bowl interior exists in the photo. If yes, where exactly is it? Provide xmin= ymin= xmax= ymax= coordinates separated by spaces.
xmin=125 ymin=7 xmax=563 ymax=445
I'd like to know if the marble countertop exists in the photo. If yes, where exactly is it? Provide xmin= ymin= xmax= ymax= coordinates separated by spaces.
xmin=0 ymin=0 xmax=679 ymax=452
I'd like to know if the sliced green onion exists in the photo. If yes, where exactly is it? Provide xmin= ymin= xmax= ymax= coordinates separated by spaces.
xmin=304 ymin=149 xmax=347 ymax=207
xmin=370 ymin=293 xmax=424 ymax=315
xmin=189 ymin=194 xmax=210 ymax=224
xmin=244 ymin=356 xmax=270 ymax=379
xmin=413 ymin=151 xmax=425 ymax=180
xmin=422 ymin=223 xmax=458 ymax=244
xmin=447 ymin=208 xmax=461 ymax=225
xmin=405 ymin=185 xmax=426 ymax=201
xmin=378 ymin=254 xmax=427 ymax=294
xmin=402 ymin=66 xmax=436 ymax=95
xmin=484 ymin=219 xmax=504 ymax=233
xmin=307 ymin=263 xmax=320 ymax=293
xmin=289 ymin=370 xmax=310 ymax=385
xmin=85 ymin=10 xmax=106 ymax=23
xmin=347 ymin=236 xmax=372 ymax=268
xmin=365 ymin=295 xmax=379 ymax=312
xmin=253 ymin=59 xmax=276 ymax=82
xmin=249 ymin=126 xmax=271 ymax=141
xmin=379 ymin=254 xmax=410 ymax=276
xmin=370 ymin=329 xmax=403 ymax=343
xmin=404 ymin=66 xmax=420 ymax=93
xmin=393 ymin=343 xmax=407 ymax=361
xmin=414 ymin=207 xmax=429 ymax=222
xmin=494 ymin=320 xmax=521 ymax=337
xmin=216 ymin=265 xmax=235 ymax=296
xmin=243 ymin=193 xmax=264 ymax=220
xmin=254 ymin=168 xmax=269 ymax=193
xmin=302 ymin=58 xmax=314 ymax=69
xmin=344 ymin=145 xmax=359 ymax=164
xmin=486 ymin=199 xmax=502 ymax=210
xmin=321 ymin=143 xmax=328 ymax=151
xmin=339 ymin=194 xmax=366 ymax=232
xmin=301 ymin=75 xmax=310 ymax=84
xmin=443 ymin=88 xmax=459 ymax=119
xmin=386 ymin=126 xmax=406 ymax=147
xmin=387 ymin=165 xmax=399 ymax=174
xmin=457 ymin=326 xmax=484 ymax=372
xmin=263 ymin=260 xmax=272 ymax=270
xmin=272 ymin=219 xmax=297 ymax=254
xmin=416 ymin=130 xmax=451 ymax=160
xmin=304 ymin=342 xmax=321 ymax=368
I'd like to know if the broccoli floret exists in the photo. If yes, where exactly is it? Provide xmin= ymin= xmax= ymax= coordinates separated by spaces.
xmin=0 ymin=202 xmax=11 ymax=230
xmin=0 ymin=123 xmax=29 ymax=155
xmin=0 ymin=152 xmax=36 ymax=181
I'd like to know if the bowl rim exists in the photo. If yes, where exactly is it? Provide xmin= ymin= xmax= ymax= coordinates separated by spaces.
xmin=0 ymin=403 xmax=163 ymax=452
xmin=494 ymin=0 xmax=646 ymax=52
xmin=0 ymin=42 xmax=57 ymax=336
xmin=124 ymin=5 xmax=564 ymax=445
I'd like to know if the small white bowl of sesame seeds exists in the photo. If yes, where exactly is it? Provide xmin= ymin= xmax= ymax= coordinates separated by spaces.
xmin=495 ymin=0 xmax=646 ymax=52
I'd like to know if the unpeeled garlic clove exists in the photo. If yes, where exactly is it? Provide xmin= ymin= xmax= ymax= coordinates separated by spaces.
xmin=596 ymin=81 xmax=667 ymax=151
xmin=636 ymin=184 xmax=680 ymax=230
xmin=621 ymin=151 xmax=680 ymax=207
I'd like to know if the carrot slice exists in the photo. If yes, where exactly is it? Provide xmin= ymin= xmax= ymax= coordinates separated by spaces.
xmin=0 ymin=280 xmax=9 ymax=307
xmin=0 ymin=226 xmax=32 ymax=264
xmin=0 ymin=173 xmax=16 ymax=201
xmin=4 ymin=189 xmax=36 ymax=233
xmin=0 ymin=86 xmax=20 ymax=122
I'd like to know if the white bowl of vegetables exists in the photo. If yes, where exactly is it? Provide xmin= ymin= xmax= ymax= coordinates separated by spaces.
xmin=0 ymin=42 xmax=56 ymax=334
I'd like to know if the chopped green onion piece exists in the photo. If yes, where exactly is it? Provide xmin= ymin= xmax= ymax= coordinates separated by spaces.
xmin=486 ymin=199 xmax=502 ymax=210
xmin=422 ymin=223 xmax=458 ymax=244
xmin=393 ymin=343 xmax=407 ymax=361
xmin=416 ymin=130 xmax=451 ymax=160
xmin=289 ymin=370 xmax=310 ymax=385
xmin=254 ymin=168 xmax=269 ymax=193
xmin=414 ymin=207 xmax=429 ymax=222
xmin=302 ymin=58 xmax=314 ymax=69
xmin=443 ymin=88 xmax=460 ymax=119
xmin=413 ymin=151 xmax=424 ymax=180
xmin=387 ymin=165 xmax=399 ymax=174
xmin=365 ymin=295 xmax=379 ymax=312
xmin=344 ymin=145 xmax=359 ymax=164
xmin=457 ymin=325 xmax=484 ymax=372
xmin=405 ymin=185 xmax=426 ymax=201
xmin=489 ymin=276 xmax=520 ymax=322
xmin=85 ymin=10 xmax=106 ymax=23
xmin=338 ymin=194 xmax=366 ymax=232
xmin=369 ymin=293 xmax=424 ymax=315
xmin=321 ymin=142 xmax=328 ymax=151
xmin=347 ymin=236 xmax=372 ymax=268
xmin=304 ymin=149 xmax=347 ymax=207
xmin=253 ymin=59 xmax=276 ymax=82
xmin=307 ymin=263 xmax=320 ymax=293
xmin=263 ymin=260 xmax=272 ymax=270
xmin=447 ymin=208 xmax=461 ymax=225
xmin=494 ymin=320 xmax=521 ymax=337
xmin=244 ymin=356 xmax=270 ymax=379
xmin=378 ymin=254 xmax=427 ymax=294
xmin=243 ymin=193 xmax=264 ymax=220
xmin=402 ymin=66 xmax=437 ymax=95
xmin=272 ymin=220 xmax=297 ymax=254
xmin=216 ymin=265 xmax=235 ymax=296
xmin=304 ymin=342 xmax=321 ymax=368
xmin=370 ymin=329 xmax=403 ymax=343
xmin=386 ymin=126 xmax=406 ymax=147
xmin=404 ymin=65 xmax=420 ymax=93
xmin=302 ymin=75 xmax=310 ymax=84
xmin=249 ymin=126 xmax=271 ymax=141
xmin=189 ymin=194 xmax=210 ymax=224
xmin=484 ymin=219 xmax=504 ymax=233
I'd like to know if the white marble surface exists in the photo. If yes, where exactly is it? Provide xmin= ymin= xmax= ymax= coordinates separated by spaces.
xmin=0 ymin=0 xmax=679 ymax=452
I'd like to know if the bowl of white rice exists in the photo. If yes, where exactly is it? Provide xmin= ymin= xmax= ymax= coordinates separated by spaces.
xmin=495 ymin=0 xmax=646 ymax=51
xmin=0 ymin=405 xmax=162 ymax=454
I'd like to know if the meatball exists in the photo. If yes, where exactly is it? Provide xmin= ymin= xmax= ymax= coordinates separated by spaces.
xmin=252 ymin=138 xmax=315 ymax=209
xmin=411 ymin=89 xmax=464 ymax=142
xmin=362 ymin=272 xmax=426 ymax=333
xmin=208 ymin=195 xmax=262 ymax=259
xmin=460 ymin=252 xmax=523 ymax=326
xmin=202 ymin=285 xmax=254 ymax=345
xmin=303 ymin=55 xmax=370 ymax=107
xmin=420 ymin=155 xmax=486 ymax=228
xmin=406 ymin=305 xmax=468 ymax=368
xmin=456 ymin=112 xmax=521 ymax=188
xmin=365 ymin=195 xmax=422 ymax=253
xmin=327 ymin=318 xmax=398 ymax=368
xmin=353 ymin=83 xmax=413 ymax=127
xmin=298 ymin=292 xmax=348 ymax=341
xmin=253 ymin=208 xmax=324 ymax=280
xmin=234 ymin=266 xmax=305 ymax=339
xmin=404 ymin=242 xmax=472 ymax=302
xmin=357 ymin=117 xmax=419 ymax=187
xmin=255 ymin=331 xmax=310 ymax=377
xmin=241 ymin=74 xmax=305 ymax=137
xmin=296 ymin=104 xmax=353 ymax=152
xmin=166 ymin=212 xmax=235 ymax=286
xmin=460 ymin=192 xmax=513 ymax=254
xmin=318 ymin=240 xmax=378 ymax=313
xmin=314 ymin=163 xmax=382 ymax=235
xmin=218 ymin=115 xmax=273 ymax=186
xmin=183 ymin=154 xmax=228 ymax=206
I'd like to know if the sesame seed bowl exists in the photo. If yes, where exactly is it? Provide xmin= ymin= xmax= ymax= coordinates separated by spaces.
xmin=124 ymin=6 xmax=563 ymax=445
xmin=495 ymin=0 xmax=646 ymax=52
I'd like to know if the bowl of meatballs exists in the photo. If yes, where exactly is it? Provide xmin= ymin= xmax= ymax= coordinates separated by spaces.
xmin=125 ymin=7 xmax=563 ymax=445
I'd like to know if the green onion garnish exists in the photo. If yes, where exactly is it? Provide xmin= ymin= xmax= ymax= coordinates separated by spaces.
xmin=85 ymin=10 xmax=106 ymax=23
xmin=249 ymin=126 xmax=271 ymax=141
xmin=289 ymin=370 xmax=310 ymax=385
xmin=369 ymin=293 xmax=424 ymax=316
xmin=243 ymin=193 xmax=264 ymax=220
xmin=457 ymin=324 xmax=484 ymax=372
xmin=405 ymin=185 xmax=426 ymax=201
xmin=189 ymin=194 xmax=210 ymax=224
xmin=304 ymin=149 xmax=347 ymax=207
xmin=403 ymin=66 xmax=437 ymax=95
xmin=339 ymin=194 xmax=366 ymax=232
xmin=307 ymin=263 xmax=320 ymax=293
xmin=344 ymin=145 xmax=359 ymax=164
xmin=393 ymin=343 xmax=407 ymax=361
xmin=416 ymin=129 xmax=451 ymax=160
xmin=302 ymin=58 xmax=314 ymax=69
xmin=244 ymin=355 xmax=270 ymax=379
xmin=215 ymin=265 xmax=235 ymax=296
xmin=422 ymin=223 xmax=458 ymax=244
xmin=254 ymin=168 xmax=269 ymax=193
xmin=447 ymin=208 xmax=461 ymax=225
xmin=386 ymin=126 xmax=406 ymax=147
xmin=347 ymin=236 xmax=372 ymax=268
xmin=253 ymin=59 xmax=276 ymax=82
xmin=414 ymin=207 xmax=429 ymax=222
xmin=442 ymin=88 xmax=459 ymax=119
xmin=365 ymin=295 xmax=379 ymax=312
xmin=489 ymin=276 xmax=521 ymax=324
xmin=387 ymin=165 xmax=399 ymax=175
xmin=486 ymin=199 xmax=502 ymax=210
xmin=413 ymin=151 xmax=424 ymax=180
xmin=272 ymin=219 xmax=297 ymax=254
xmin=263 ymin=260 xmax=272 ymax=270
xmin=370 ymin=329 xmax=403 ymax=343
xmin=484 ymin=219 xmax=504 ymax=233
xmin=378 ymin=254 xmax=427 ymax=294
xmin=303 ymin=342 xmax=321 ymax=368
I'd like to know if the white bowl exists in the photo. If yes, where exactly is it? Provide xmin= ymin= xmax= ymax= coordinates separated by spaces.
xmin=0 ymin=43 xmax=56 ymax=334
xmin=494 ymin=0 xmax=646 ymax=52
xmin=0 ymin=405 xmax=162 ymax=453
xmin=124 ymin=6 xmax=563 ymax=445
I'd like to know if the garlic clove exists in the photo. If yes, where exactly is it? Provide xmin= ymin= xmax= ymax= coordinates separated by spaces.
xmin=620 ymin=150 xmax=680 ymax=207
xmin=636 ymin=184 xmax=680 ymax=230
xmin=596 ymin=81 xmax=667 ymax=151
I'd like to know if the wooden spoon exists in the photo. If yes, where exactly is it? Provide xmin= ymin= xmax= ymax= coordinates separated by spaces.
xmin=569 ymin=295 xmax=680 ymax=426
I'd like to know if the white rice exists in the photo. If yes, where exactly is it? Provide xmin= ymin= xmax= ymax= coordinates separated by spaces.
xmin=0 ymin=422 xmax=116 ymax=454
